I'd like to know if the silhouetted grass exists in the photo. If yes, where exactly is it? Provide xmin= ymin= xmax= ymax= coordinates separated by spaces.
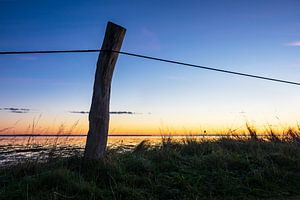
xmin=1 ymin=132 xmax=300 ymax=200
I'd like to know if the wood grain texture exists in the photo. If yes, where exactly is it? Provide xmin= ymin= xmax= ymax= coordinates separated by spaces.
xmin=84 ymin=22 xmax=126 ymax=159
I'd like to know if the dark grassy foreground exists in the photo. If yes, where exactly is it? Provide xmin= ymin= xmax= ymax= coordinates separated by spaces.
xmin=1 ymin=134 xmax=300 ymax=200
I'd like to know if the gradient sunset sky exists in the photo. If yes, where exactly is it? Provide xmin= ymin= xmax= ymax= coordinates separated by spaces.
xmin=1 ymin=0 xmax=300 ymax=135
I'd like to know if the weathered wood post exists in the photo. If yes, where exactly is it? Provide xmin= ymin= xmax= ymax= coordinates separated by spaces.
xmin=84 ymin=22 xmax=126 ymax=159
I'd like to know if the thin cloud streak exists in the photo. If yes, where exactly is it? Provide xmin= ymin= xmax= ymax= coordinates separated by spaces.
xmin=68 ymin=111 xmax=142 ymax=115
xmin=286 ymin=40 xmax=300 ymax=46
xmin=110 ymin=111 xmax=136 ymax=115
xmin=0 ymin=107 xmax=31 ymax=114
xmin=69 ymin=111 xmax=89 ymax=114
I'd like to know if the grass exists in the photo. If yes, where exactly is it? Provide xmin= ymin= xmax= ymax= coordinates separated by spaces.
xmin=0 ymin=131 xmax=300 ymax=199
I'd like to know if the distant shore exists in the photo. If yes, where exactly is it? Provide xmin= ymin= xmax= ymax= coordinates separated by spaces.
xmin=0 ymin=133 xmax=285 ymax=137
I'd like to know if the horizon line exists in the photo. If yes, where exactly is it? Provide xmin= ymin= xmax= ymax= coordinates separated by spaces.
xmin=0 ymin=133 xmax=282 ymax=137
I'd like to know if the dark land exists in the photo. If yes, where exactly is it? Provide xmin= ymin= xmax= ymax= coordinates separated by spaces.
xmin=1 ymin=130 xmax=300 ymax=200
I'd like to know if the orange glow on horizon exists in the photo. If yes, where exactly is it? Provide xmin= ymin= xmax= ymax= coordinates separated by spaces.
xmin=1 ymin=110 xmax=300 ymax=135
xmin=1 ymin=119 xmax=299 ymax=136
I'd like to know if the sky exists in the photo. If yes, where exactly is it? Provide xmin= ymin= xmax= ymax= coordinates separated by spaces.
xmin=1 ymin=0 xmax=300 ymax=135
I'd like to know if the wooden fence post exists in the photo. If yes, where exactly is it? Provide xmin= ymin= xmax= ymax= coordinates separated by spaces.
xmin=84 ymin=22 xmax=126 ymax=159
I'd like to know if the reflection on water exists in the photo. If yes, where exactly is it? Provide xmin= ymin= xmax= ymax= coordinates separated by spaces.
xmin=0 ymin=136 xmax=187 ymax=166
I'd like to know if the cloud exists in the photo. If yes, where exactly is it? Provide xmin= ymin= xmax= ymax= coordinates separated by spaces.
xmin=286 ymin=41 xmax=300 ymax=46
xmin=110 ymin=111 xmax=136 ymax=115
xmin=69 ymin=111 xmax=141 ymax=115
xmin=0 ymin=107 xmax=31 ymax=114
xmin=69 ymin=111 xmax=89 ymax=114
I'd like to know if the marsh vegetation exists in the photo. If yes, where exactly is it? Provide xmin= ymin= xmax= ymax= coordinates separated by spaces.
xmin=1 ymin=128 xmax=300 ymax=199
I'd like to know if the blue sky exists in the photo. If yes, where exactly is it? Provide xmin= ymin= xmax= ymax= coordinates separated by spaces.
xmin=1 ymin=0 xmax=300 ymax=134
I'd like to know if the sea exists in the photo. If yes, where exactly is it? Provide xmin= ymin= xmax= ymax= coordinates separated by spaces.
xmin=0 ymin=135 xmax=203 ymax=166
xmin=0 ymin=133 xmax=262 ymax=166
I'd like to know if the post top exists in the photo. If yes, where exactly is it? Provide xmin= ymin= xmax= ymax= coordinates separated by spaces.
xmin=107 ymin=21 xmax=126 ymax=31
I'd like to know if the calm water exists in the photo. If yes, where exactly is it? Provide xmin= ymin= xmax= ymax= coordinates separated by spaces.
xmin=0 ymin=135 xmax=192 ymax=166
xmin=0 ymin=134 xmax=264 ymax=166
